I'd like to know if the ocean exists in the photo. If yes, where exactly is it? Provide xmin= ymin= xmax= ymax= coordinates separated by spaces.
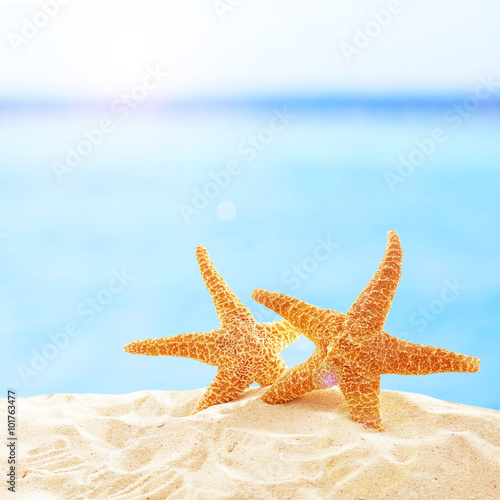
xmin=1 ymin=97 xmax=499 ymax=410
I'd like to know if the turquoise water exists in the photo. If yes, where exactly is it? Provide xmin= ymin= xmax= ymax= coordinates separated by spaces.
xmin=1 ymin=101 xmax=499 ymax=410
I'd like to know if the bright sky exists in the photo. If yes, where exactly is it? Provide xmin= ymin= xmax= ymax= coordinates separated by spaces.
xmin=0 ymin=0 xmax=499 ymax=100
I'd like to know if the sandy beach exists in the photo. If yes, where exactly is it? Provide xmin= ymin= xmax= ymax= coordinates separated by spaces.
xmin=6 ymin=387 xmax=500 ymax=499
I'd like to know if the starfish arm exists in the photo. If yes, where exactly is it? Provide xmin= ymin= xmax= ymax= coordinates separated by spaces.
xmin=252 ymin=289 xmax=344 ymax=345
xmin=344 ymin=230 xmax=402 ymax=339
xmin=123 ymin=329 xmax=222 ymax=366
xmin=377 ymin=332 xmax=481 ymax=375
xmin=260 ymin=320 xmax=303 ymax=352
xmin=192 ymin=367 xmax=253 ymax=414
xmin=339 ymin=371 xmax=383 ymax=431
xmin=261 ymin=350 xmax=326 ymax=404
xmin=254 ymin=357 xmax=287 ymax=387
xmin=196 ymin=246 xmax=255 ymax=328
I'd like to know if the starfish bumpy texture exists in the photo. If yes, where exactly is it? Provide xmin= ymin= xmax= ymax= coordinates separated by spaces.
xmin=252 ymin=230 xmax=480 ymax=431
xmin=124 ymin=246 xmax=301 ymax=414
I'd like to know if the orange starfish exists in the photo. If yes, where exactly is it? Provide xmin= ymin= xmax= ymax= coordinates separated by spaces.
xmin=252 ymin=230 xmax=480 ymax=431
xmin=124 ymin=246 xmax=301 ymax=414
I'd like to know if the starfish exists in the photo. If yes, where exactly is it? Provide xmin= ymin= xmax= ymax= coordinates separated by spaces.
xmin=252 ymin=230 xmax=480 ymax=431
xmin=124 ymin=245 xmax=301 ymax=414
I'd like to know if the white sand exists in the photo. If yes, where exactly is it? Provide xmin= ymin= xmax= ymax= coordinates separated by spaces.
xmin=5 ymin=388 xmax=500 ymax=499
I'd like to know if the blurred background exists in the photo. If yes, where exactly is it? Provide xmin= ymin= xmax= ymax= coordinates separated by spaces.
xmin=1 ymin=1 xmax=499 ymax=410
